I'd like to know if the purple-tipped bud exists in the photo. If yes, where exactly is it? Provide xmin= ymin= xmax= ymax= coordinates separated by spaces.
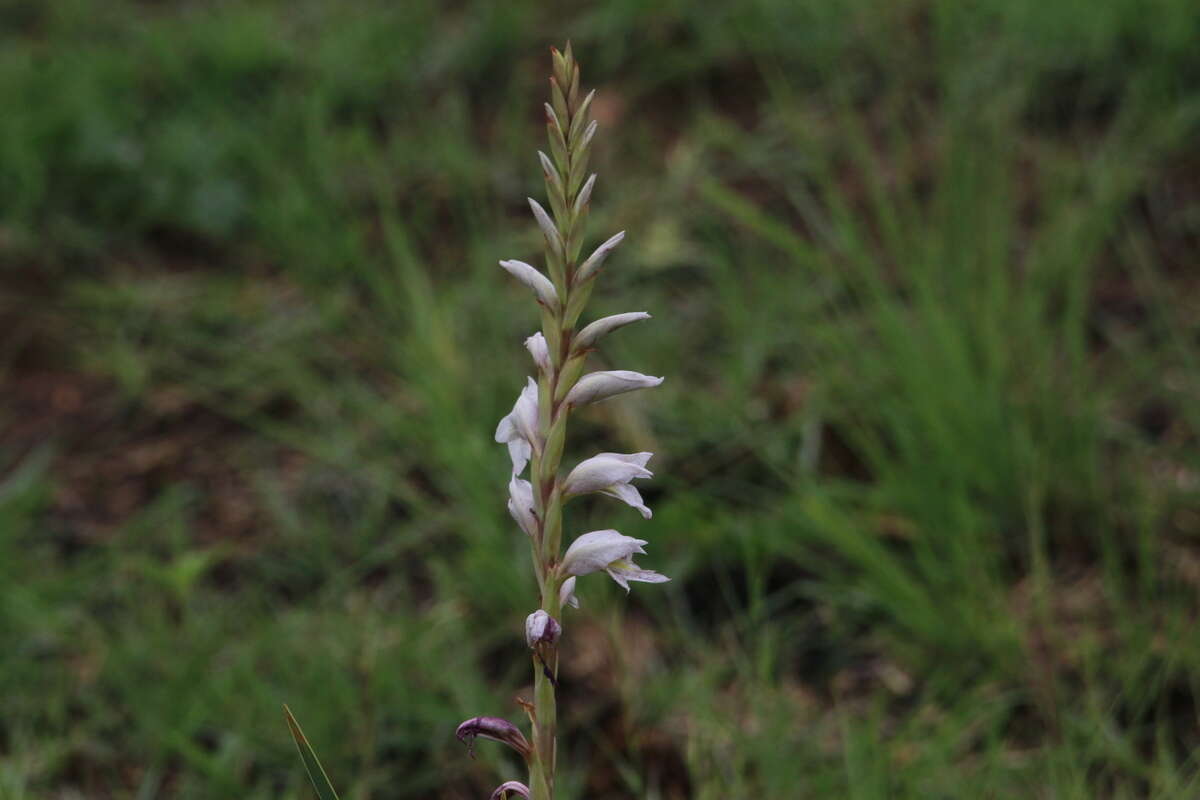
xmin=455 ymin=716 xmax=532 ymax=760
xmin=525 ymin=610 xmax=562 ymax=649
xmin=490 ymin=781 xmax=531 ymax=800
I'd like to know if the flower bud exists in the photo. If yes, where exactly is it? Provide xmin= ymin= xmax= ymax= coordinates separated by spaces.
xmin=574 ymin=312 xmax=651 ymax=351
xmin=455 ymin=716 xmax=532 ymax=760
xmin=564 ymin=370 xmax=663 ymax=407
xmin=572 ymin=173 xmax=597 ymax=216
xmin=524 ymin=332 xmax=551 ymax=373
xmin=499 ymin=260 xmax=559 ymax=311
xmin=525 ymin=610 xmax=562 ymax=649
xmin=574 ymin=231 xmax=625 ymax=285
xmin=527 ymin=198 xmax=564 ymax=258
xmin=507 ymin=476 xmax=538 ymax=538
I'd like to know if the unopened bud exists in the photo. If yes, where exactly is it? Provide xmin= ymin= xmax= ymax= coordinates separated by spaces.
xmin=525 ymin=610 xmax=562 ymax=649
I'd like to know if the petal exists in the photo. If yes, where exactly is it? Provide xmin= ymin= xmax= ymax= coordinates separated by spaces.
xmin=490 ymin=782 xmax=531 ymax=800
xmin=574 ymin=312 xmax=651 ymax=350
xmin=564 ymin=370 xmax=663 ymax=407
xmin=505 ymin=439 xmax=532 ymax=477
xmin=604 ymin=557 xmax=670 ymax=593
xmin=574 ymin=231 xmax=625 ymax=284
xmin=499 ymin=260 xmax=559 ymax=310
xmin=507 ymin=476 xmax=538 ymax=537
xmin=525 ymin=332 xmax=551 ymax=372
xmin=495 ymin=378 xmax=541 ymax=475
xmin=603 ymin=482 xmax=653 ymax=519
xmin=559 ymin=576 xmax=580 ymax=609
xmin=561 ymin=530 xmax=647 ymax=577
xmin=513 ymin=377 xmax=540 ymax=443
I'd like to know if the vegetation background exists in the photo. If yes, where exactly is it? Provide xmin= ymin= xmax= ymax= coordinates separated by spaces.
xmin=2 ymin=1 xmax=1199 ymax=797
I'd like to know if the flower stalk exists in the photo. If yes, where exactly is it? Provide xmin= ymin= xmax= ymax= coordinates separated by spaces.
xmin=460 ymin=42 xmax=667 ymax=800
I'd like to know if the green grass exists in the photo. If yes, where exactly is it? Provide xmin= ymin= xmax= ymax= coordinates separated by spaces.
xmin=2 ymin=0 xmax=1199 ymax=797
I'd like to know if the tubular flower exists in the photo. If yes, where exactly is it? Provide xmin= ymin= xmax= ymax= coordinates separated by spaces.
xmin=455 ymin=716 xmax=532 ymax=760
xmin=560 ymin=529 xmax=669 ymax=592
xmin=564 ymin=370 xmax=663 ymax=407
xmin=490 ymin=782 xmax=531 ymax=800
xmin=563 ymin=452 xmax=654 ymax=519
xmin=507 ymin=476 xmax=538 ymax=538
xmin=494 ymin=378 xmax=540 ymax=475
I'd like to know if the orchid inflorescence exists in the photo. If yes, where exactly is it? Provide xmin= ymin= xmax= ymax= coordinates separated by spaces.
xmin=459 ymin=43 xmax=668 ymax=800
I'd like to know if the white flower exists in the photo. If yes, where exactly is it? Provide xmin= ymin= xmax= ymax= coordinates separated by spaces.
xmin=565 ymin=370 xmax=663 ymax=407
xmin=574 ymin=312 xmax=651 ymax=351
xmin=574 ymin=231 xmax=625 ymax=284
xmin=494 ymin=378 xmax=540 ymax=475
xmin=499 ymin=260 xmax=559 ymax=310
xmin=559 ymin=576 xmax=579 ymax=609
xmin=563 ymin=452 xmax=654 ymax=519
xmin=507 ymin=476 xmax=538 ymax=537
xmin=560 ymin=529 xmax=669 ymax=592
xmin=525 ymin=332 xmax=551 ymax=372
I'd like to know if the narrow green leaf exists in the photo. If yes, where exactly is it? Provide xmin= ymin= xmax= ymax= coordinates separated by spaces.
xmin=283 ymin=705 xmax=341 ymax=800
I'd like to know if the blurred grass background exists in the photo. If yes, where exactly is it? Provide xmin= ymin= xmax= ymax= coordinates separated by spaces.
xmin=2 ymin=0 xmax=1199 ymax=797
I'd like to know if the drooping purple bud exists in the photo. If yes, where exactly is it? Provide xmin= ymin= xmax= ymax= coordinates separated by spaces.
xmin=490 ymin=781 xmax=531 ymax=800
xmin=455 ymin=716 xmax=532 ymax=760
xmin=524 ymin=610 xmax=562 ymax=649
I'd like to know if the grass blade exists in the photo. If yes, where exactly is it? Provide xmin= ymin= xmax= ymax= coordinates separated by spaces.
xmin=283 ymin=705 xmax=341 ymax=800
